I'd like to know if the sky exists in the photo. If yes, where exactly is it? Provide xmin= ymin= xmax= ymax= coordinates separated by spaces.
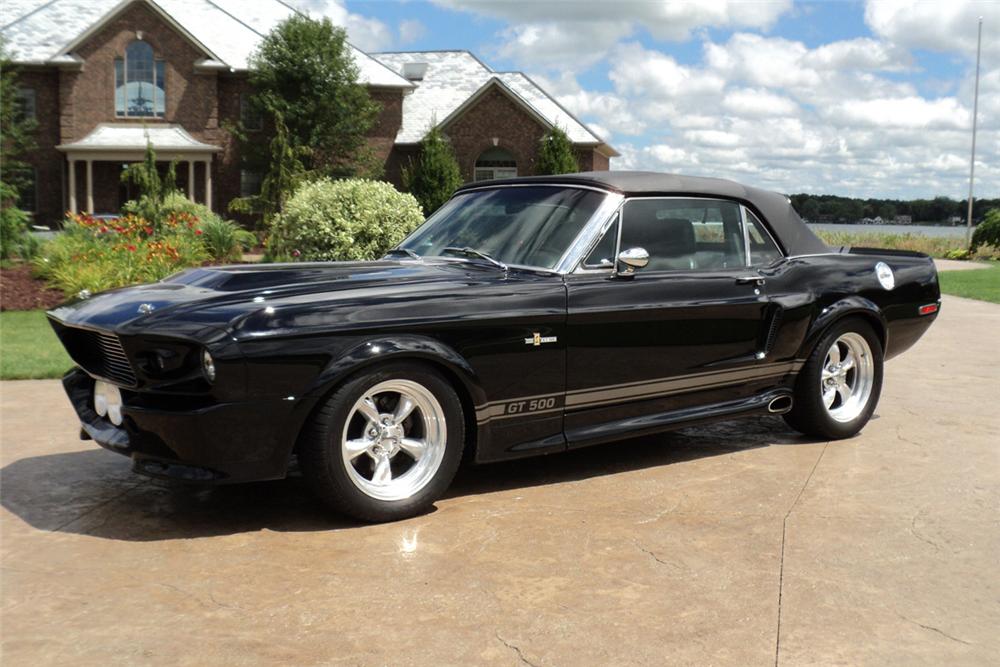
xmin=291 ymin=0 xmax=997 ymax=200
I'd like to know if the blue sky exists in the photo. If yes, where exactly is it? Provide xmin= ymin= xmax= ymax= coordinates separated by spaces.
xmin=300 ymin=0 xmax=998 ymax=199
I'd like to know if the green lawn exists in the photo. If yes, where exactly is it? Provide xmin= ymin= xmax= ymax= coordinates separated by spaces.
xmin=939 ymin=265 xmax=1000 ymax=304
xmin=0 ymin=311 xmax=73 ymax=380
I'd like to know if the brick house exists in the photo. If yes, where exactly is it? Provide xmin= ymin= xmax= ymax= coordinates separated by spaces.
xmin=1 ymin=0 xmax=616 ymax=227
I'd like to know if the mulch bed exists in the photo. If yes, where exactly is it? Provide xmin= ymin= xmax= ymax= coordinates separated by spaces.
xmin=0 ymin=264 xmax=66 ymax=311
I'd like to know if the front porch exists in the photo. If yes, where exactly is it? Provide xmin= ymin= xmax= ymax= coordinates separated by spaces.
xmin=57 ymin=124 xmax=221 ymax=215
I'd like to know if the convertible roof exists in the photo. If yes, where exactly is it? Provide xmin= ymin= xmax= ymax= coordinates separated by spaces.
xmin=456 ymin=171 xmax=829 ymax=256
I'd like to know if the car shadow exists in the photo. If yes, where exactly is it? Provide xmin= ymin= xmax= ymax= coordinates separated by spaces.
xmin=1 ymin=416 xmax=816 ymax=542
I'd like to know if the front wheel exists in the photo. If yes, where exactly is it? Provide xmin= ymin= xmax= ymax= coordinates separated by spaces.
xmin=784 ymin=318 xmax=883 ymax=440
xmin=299 ymin=362 xmax=465 ymax=522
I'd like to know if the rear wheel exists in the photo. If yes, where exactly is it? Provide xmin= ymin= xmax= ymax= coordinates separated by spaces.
xmin=784 ymin=318 xmax=883 ymax=439
xmin=300 ymin=362 xmax=464 ymax=522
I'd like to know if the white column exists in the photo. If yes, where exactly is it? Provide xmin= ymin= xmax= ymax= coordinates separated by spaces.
xmin=187 ymin=160 xmax=195 ymax=202
xmin=204 ymin=159 xmax=212 ymax=211
xmin=68 ymin=159 xmax=77 ymax=214
xmin=85 ymin=159 xmax=94 ymax=213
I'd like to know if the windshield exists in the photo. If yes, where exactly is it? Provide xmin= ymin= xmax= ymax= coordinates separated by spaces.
xmin=399 ymin=186 xmax=607 ymax=270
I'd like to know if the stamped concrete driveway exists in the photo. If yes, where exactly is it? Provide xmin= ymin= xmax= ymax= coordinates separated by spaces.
xmin=2 ymin=295 xmax=998 ymax=666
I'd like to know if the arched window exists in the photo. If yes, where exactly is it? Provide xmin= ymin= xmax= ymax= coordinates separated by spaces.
xmin=474 ymin=147 xmax=517 ymax=181
xmin=115 ymin=40 xmax=165 ymax=118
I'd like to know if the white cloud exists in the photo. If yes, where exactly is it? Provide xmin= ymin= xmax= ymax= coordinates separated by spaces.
xmin=288 ymin=0 xmax=398 ymax=52
xmin=823 ymin=96 xmax=971 ymax=130
xmin=398 ymin=19 xmax=427 ymax=45
xmin=722 ymin=88 xmax=799 ymax=117
xmin=865 ymin=0 xmax=1000 ymax=59
xmin=433 ymin=0 xmax=793 ymax=68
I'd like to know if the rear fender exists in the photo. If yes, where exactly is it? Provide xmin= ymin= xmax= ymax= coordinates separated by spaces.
xmin=799 ymin=296 xmax=888 ymax=359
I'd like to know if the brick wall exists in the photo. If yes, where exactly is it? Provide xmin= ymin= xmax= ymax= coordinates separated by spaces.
xmin=14 ymin=69 xmax=62 ymax=225
xmin=443 ymin=86 xmax=548 ymax=182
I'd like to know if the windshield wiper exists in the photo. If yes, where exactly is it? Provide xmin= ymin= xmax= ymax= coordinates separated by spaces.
xmin=383 ymin=248 xmax=422 ymax=261
xmin=441 ymin=247 xmax=508 ymax=272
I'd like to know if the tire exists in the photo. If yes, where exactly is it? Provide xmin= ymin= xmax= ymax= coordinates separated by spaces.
xmin=299 ymin=361 xmax=465 ymax=522
xmin=784 ymin=317 xmax=883 ymax=440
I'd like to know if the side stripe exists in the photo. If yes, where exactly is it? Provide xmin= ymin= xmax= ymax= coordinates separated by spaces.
xmin=475 ymin=360 xmax=804 ymax=425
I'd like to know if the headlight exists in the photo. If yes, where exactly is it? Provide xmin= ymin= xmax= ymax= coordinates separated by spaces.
xmin=202 ymin=349 xmax=216 ymax=383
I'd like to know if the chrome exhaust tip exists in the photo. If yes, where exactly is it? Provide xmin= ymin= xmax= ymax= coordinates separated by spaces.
xmin=768 ymin=396 xmax=793 ymax=414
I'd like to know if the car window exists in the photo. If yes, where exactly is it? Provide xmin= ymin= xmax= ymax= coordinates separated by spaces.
xmin=400 ymin=186 xmax=605 ymax=270
xmin=620 ymin=198 xmax=746 ymax=271
xmin=583 ymin=216 xmax=619 ymax=267
xmin=744 ymin=210 xmax=783 ymax=265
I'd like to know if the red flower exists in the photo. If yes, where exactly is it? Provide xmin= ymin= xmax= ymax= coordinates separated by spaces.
xmin=195 ymin=229 xmax=203 ymax=235
xmin=99 ymin=226 xmax=108 ymax=233
xmin=145 ymin=226 xmax=154 ymax=235
xmin=127 ymin=245 xmax=137 ymax=252
xmin=292 ymin=249 xmax=301 ymax=257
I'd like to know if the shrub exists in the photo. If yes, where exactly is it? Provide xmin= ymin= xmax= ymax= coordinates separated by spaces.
xmin=536 ymin=126 xmax=579 ymax=175
xmin=971 ymin=209 xmax=1000 ymax=252
xmin=268 ymin=179 xmax=423 ymax=261
xmin=0 ymin=203 xmax=30 ymax=260
xmin=401 ymin=126 xmax=461 ymax=216
xmin=200 ymin=216 xmax=257 ymax=262
xmin=34 ymin=212 xmax=207 ymax=295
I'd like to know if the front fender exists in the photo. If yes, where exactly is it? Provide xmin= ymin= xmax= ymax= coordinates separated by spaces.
xmin=799 ymin=296 xmax=888 ymax=359
xmin=304 ymin=334 xmax=487 ymax=409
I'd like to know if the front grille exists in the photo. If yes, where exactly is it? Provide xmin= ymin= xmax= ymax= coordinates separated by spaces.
xmin=59 ymin=326 xmax=138 ymax=387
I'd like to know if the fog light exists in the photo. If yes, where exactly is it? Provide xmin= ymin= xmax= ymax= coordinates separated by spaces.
xmin=94 ymin=380 xmax=123 ymax=426
xmin=202 ymin=349 xmax=216 ymax=383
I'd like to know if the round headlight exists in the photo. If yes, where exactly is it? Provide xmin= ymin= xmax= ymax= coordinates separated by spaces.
xmin=202 ymin=349 xmax=216 ymax=383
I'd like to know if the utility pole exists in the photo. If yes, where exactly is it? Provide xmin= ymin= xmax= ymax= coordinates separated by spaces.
xmin=966 ymin=16 xmax=983 ymax=246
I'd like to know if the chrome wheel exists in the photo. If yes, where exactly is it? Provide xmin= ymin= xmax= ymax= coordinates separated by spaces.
xmin=820 ymin=332 xmax=874 ymax=423
xmin=341 ymin=379 xmax=447 ymax=502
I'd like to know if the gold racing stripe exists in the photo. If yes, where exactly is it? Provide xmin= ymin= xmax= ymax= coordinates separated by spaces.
xmin=475 ymin=360 xmax=804 ymax=424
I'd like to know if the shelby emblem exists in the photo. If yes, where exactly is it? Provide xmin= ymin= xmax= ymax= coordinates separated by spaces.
xmin=525 ymin=333 xmax=557 ymax=346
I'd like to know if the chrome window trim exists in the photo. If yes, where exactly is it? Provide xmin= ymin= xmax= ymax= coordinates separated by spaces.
xmin=574 ymin=206 xmax=624 ymax=274
xmin=572 ymin=195 xmax=752 ymax=275
xmin=740 ymin=204 xmax=786 ymax=265
xmin=553 ymin=191 xmax=625 ymax=273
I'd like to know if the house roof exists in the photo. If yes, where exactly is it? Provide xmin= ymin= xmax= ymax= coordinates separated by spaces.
xmin=0 ymin=0 xmax=413 ymax=87
xmin=57 ymin=123 xmax=220 ymax=153
xmin=372 ymin=50 xmax=617 ymax=156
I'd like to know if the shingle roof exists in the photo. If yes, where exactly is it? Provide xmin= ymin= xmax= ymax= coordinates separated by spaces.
xmin=0 ymin=0 xmax=413 ymax=87
xmin=372 ymin=50 xmax=616 ymax=154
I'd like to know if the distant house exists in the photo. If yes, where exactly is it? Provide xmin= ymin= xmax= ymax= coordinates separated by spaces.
xmin=1 ymin=0 xmax=616 ymax=226
xmin=893 ymin=215 xmax=913 ymax=225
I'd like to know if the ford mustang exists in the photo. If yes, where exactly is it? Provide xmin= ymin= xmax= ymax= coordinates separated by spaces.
xmin=48 ymin=172 xmax=941 ymax=522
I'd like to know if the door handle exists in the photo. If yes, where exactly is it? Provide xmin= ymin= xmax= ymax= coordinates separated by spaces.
xmin=736 ymin=276 xmax=766 ymax=286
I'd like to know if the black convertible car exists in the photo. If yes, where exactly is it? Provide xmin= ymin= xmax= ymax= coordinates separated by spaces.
xmin=49 ymin=172 xmax=941 ymax=521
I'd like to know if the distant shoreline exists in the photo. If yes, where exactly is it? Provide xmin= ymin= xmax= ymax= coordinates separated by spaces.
xmin=806 ymin=223 xmax=969 ymax=238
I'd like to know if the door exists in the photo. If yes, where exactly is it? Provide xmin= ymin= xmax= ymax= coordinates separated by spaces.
xmin=564 ymin=197 xmax=777 ymax=446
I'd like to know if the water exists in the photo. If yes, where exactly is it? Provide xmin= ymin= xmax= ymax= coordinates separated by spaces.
xmin=807 ymin=223 xmax=969 ymax=238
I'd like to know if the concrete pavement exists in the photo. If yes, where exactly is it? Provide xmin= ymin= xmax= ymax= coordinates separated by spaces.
xmin=1 ymin=295 xmax=998 ymax=665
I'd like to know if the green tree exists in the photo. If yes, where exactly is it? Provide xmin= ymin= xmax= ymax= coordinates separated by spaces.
xmin=1 ymin=39 xmax=37 ymax=229
xmin=120 ymin=141 xmax=178 ymax=225
xmin=229 ymin=112 xmax=306 ymax=225
xmin=800 ymin=198 xmax=820 ymax=221
xmin=245 ymin=14 xmax=379 ymax=177
xmin=535 ymin=126 xmax=579 ymax=175
xmin=402 ymin=126 xmax=462 ymax=216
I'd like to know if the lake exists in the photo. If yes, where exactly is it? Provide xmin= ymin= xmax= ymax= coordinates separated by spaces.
xmin=807 ymin=223 xmax=970 ymax=238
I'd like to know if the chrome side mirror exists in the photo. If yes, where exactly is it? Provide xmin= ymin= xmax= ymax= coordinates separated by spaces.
xmin=616 ymin=247 xmax=649 ymax=276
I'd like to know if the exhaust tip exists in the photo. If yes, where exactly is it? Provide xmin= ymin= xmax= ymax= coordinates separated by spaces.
xmin=768 ymin=396 xmax=793 ymax=414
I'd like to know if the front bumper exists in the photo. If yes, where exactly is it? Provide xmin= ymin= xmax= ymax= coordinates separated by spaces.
xmin=63 ymin=368 xmax=297 ymax=483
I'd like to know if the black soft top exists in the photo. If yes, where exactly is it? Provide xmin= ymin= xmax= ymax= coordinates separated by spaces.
xmin=456 ymin=170 xmax=829 ymax=256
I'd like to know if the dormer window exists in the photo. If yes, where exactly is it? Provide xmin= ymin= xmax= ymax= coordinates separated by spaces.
xmin=115 ymin=40 xmax=165 ymax=118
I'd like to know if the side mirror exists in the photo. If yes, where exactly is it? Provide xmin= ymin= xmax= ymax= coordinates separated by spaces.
xmin=616 ymin=247 xmax=649 ymax=277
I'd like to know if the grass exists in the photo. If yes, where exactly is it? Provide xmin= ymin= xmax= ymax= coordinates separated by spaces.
xmin=939 ymin=265 xmax=1000 ymax=304
xmin=0 ymin=311 xmax=73 ymax=380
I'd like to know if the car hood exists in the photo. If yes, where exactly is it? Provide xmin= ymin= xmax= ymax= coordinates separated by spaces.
xmin=47 ymin=260 xmax=519 ymax=340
